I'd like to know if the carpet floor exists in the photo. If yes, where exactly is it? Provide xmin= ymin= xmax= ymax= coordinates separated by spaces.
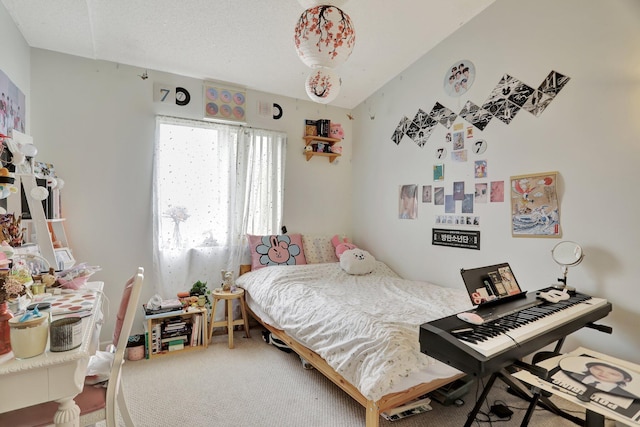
xmin=104 ymin=330 xmax=618 ymax=427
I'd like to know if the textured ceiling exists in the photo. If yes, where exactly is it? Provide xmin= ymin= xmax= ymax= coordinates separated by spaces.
xmin=1 ymin=0 xmax=495 ymax=109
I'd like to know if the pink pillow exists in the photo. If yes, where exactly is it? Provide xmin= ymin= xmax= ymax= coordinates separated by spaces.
xmin=247 ymin=234 xmax=307 ymax=270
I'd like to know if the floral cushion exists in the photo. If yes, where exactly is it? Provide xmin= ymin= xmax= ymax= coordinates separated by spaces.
xmin=247 ymin=234 xmax=307 ymax=270
xmin=302 ymin=234 xmax=339 ymax=264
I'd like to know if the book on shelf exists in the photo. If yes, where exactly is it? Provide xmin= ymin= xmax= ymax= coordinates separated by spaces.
xmin=143 ymin=304 xmax=183 ymax=316
xmin=161 ymin=335 xmax=188 ymax=344
xmin=381 ymin=396 xmax=432 ymax=421
xmin=168 ymin=342 xmax=185 ymax=351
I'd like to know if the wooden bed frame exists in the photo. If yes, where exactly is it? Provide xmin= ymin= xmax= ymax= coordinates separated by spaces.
xmin=238 ymin=264 xmax=463 ymax=427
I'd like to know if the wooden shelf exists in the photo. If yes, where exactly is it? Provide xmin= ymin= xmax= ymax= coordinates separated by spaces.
xmin=144 ymin=306 xmax=208 ymax=359
xmin=305 ymin=152 xmax=341 ymax=163
xmin=303 ymin=135 xmax=342 ymax=162
xmin=303 ymin=135 xmax=341 ymax=145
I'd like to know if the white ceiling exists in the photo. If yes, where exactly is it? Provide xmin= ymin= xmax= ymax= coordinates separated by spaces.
xmin=1 ymin=0 xmax=495 ymax=110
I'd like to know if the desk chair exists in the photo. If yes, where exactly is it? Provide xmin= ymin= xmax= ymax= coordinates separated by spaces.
xmin=0 ymin=267 xmax=144 ymax=427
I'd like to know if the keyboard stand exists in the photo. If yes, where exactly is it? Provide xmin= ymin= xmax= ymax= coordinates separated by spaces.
xmin=464 ymin=338 xmax=585 ymax=427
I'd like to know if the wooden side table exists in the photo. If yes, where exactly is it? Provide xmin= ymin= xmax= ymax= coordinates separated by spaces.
xmin=208 ymin=287 xmax=251 ymax=348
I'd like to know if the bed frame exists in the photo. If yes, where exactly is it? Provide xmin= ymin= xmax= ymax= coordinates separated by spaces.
xmin=239 ymin=264 xmax=463 ymax=427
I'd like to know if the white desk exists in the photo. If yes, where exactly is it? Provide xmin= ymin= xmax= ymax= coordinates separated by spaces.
xmin=0 ymin=282 xmax=104 ymax=427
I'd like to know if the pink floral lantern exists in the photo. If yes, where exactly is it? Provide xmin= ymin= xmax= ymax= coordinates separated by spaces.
xmin=305 ymin=67 xmax=341 ymax=104
xmin=297 ymin=0 xmax=347 ymax=8
xmin=294 ymin=5 xmax=356 ymax=69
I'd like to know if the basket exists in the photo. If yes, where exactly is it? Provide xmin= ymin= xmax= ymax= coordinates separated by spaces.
xmin=57 ymin=275 xmax=90 ymax=290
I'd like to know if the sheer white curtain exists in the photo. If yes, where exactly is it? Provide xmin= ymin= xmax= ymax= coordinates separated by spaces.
xmin=153 ymin=116 xmax=286 ymax=298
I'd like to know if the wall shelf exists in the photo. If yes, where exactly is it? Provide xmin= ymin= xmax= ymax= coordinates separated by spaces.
xmin=303 ymin=135 xmax=341 ymax=163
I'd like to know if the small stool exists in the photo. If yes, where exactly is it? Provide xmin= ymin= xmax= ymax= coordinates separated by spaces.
xmin=208 ymin=287 xmax=251 ymax=348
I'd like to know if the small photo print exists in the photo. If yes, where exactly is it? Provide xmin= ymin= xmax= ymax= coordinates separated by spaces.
xmin=475 ymin=183 xmax=488 ymax=203
xmin=452 ymin=150 xmax=468 ymax=162
xmin=453 ymin=181 xmax=465 ymax=200
xmin=462 ymin=194 xmax=474 ymax=213
xmin=445 ymin=195 xmax=455 ymax=213
xmin=498 ymin=266 xmax=520 ymax=295
xmin=434 ymin=187 xmax=445 ymax=205
xmin=466 ymin=126 xmax=474 ymax=138
xmin=422 ymin=185 xmax=432 ymax=203
xmin=433 ymin=164 xmax=444 ymax=181
xmin=453 ymin=131 xmax=465 ymax=149
xmin=490 ymin=181 xmax=505 ymax=202
xmin=475 ymin=160 xmax=487 ymax=178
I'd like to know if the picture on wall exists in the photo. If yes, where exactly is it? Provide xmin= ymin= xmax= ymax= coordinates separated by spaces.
xmin=443 ymin=60 xmax=476 ymax=97
xmin=0 ymin=68 xmax=26 ymax=135
xmin=399 ymin=184 xmax=418 ymax=219
xmin=422 ymin=185 xmax=432 ymax=203
xmin=510 ymin=171 xmax=560 ymax=237
xmin=203 ymin=83 xmax=246 ymax=122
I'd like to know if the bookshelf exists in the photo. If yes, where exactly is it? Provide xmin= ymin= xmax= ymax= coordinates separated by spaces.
xmin=143 ymin=306 xmax=208 ymax=359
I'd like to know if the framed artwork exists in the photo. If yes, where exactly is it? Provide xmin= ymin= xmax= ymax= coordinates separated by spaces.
xmin=55 ymin=247 xmax=76 ymax=270
xmin=510 ymin=171 xmax=560 ymax=237
xmin=203 ymin=83 xmax=246 ymax=122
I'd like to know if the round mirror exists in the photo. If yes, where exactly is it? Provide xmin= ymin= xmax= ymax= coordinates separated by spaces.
xmin=552 ymin=241 xmax=584 ymax=267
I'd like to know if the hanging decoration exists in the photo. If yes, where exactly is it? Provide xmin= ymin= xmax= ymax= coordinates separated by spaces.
xmin=297 ymin=0 xmax=347 ymax=8
xmin=305 ymin=67 xmax=341 ymax=104
xmin=294 ymin=5 xmax=356 ymax=69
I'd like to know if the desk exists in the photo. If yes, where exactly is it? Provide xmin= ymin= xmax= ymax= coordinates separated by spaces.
xmin=0 ymin=282 xmax=104 ymax=427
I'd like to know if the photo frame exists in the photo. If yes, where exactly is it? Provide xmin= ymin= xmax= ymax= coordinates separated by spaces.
xmin=510 ymin=171 xmax=560 ymax=237
xmin=55 ymin=247 xmax=75 ymax=270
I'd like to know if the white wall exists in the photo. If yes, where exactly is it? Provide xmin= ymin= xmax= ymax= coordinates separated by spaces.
xmin=26 ymin=50 xmax=352 ymax=341
xmin=0 ymin=5 xmax=30 ymax=130
xmin=351 ymin=0 xmax=640 ymax=363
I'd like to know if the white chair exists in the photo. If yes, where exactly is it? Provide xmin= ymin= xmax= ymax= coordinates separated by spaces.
xmin=0 ymin=267 xmax=144 ymax=427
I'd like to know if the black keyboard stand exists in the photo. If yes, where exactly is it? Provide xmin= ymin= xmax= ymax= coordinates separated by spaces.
xmin=464 ymin=323 xmax=613 ymax=427
xmin=464 ymin=338 xmax=584 ymax=427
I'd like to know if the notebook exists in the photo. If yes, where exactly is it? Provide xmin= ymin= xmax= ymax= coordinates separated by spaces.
xmin=460 ymin=262 xmax=526 ymax=308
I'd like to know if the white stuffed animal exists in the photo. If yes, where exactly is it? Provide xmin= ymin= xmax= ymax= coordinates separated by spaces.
xmin=339 ymin=248 xmax=375 ymax=275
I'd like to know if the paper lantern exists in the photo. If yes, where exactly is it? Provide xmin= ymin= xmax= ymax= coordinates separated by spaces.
xmin=305 ymin=67 xmax=341 ymax=104
xmin=294 ymin=5 xmax=356 ymax=69
xmin=297 ymin=0 xmax=347 ymax=8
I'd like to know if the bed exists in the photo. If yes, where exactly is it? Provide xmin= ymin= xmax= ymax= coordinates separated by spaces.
xmin=236 ymin=242 xmax=474 ymax=427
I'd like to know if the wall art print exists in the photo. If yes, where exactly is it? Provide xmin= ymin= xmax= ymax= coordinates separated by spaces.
xmin=203 ymin=83 xmax=246 ymax=122
xmin=0 ymin=69 xmax=26 ymax=136
xmin=391 ymin=70 xmax=570 ymax=147
xmin=510 ymin=171 xmax=560 ymax=238
xmin=444 ymin=60 xmax=476 ymax=97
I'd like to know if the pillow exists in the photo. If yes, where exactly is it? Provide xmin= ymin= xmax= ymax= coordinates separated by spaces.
xmin=247 ymin=234 xmax=307 ymax=270
xmin=302 ymin=235 xmax=339 ymax=264
xmin=339 ymin=248 xmax=376 ymax=275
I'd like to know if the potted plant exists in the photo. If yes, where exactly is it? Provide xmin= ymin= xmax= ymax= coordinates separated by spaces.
xmin=189 ymin=280 xmax=210 ymax=308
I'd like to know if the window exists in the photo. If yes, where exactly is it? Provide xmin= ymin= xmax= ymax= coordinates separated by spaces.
xmin=153 ymin=116 xmax=286 ymax=296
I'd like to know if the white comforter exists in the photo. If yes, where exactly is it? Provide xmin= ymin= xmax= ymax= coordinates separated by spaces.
xmin=237 ymin=261 xmax=473 ymax=401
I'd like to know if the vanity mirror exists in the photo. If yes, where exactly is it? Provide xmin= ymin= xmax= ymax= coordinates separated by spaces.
xmin=551 ymin=240 xmax=584 ymax=291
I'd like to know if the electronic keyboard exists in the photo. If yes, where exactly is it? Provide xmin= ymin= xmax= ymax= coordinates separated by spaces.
xmin=419 ymin=288 xmax=612 ymax=376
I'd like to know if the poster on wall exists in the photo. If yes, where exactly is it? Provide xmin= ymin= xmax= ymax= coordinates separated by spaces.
xmin=399 ymin=184 xmax=418 ymax=219
xmin=203 ymin=83 xmax=246 ymax=122
xmin=443 ymin=60 xmax=476 ymax=97
xmin=0 ymin=68 xmax=26 ymax=135
xmin=510 ymin=171 xmax=560 ymax=237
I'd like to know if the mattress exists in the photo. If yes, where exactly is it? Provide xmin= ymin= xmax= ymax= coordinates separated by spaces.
xmin=237 ymin=261 xmax=474 ymax=401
